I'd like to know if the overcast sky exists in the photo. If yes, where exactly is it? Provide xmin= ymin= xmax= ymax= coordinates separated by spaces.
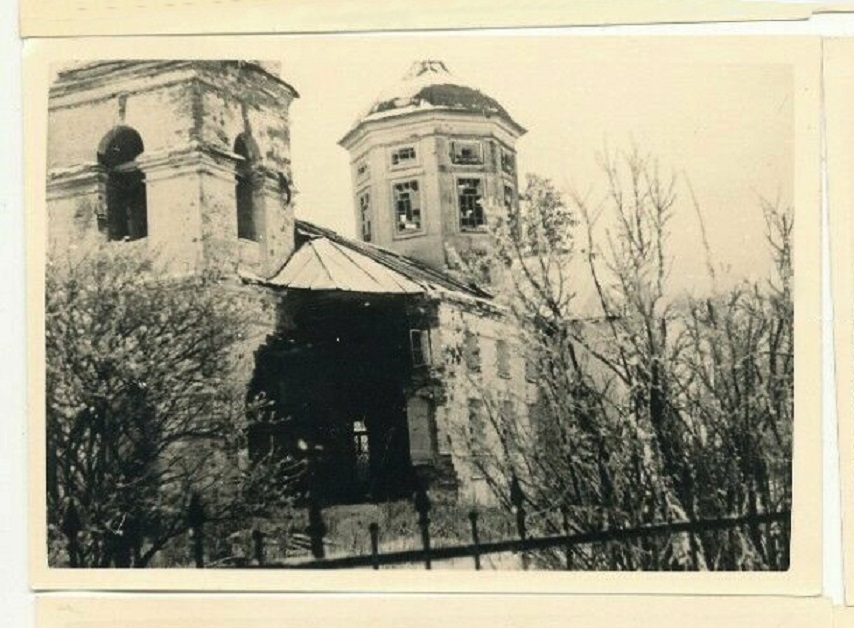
xmin=277 ymin=36 xmax=793 ymax=295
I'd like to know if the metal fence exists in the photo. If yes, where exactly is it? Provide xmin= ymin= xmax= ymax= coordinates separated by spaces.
xmin=57 ymin=482 xmax=789 ymax=570
xmin=182 ymin=484 xmax=790 ymax=570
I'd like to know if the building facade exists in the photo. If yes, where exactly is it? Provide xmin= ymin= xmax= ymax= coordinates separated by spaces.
xmin=46 ymin=59 xmax=533 ymax=507
xmin=47 ymin=60 xmax=297 ymax=279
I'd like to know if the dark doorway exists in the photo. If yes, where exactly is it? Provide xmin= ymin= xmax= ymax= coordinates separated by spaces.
xmin=250 ymin=292 xmax=418 ymax=504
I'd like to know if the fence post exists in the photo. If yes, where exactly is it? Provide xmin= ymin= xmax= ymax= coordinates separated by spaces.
xmin=469 ymin=510 xmax=481 ymax=570
xmin=510 ymin=475 xmax=529 ymax=569
xmin=413 ymin=480 xmax=432 ymax=570
xmin=187 ymin=493 xmax=206 ymax=568
xmin=560 ymin=504 xmax=572 ymax=570
xmin=307 ymin=496 xmax=327 ymax=560
xmin=252 ymin=529 xmax=266 ymax=566
xmin=61 ymin=499 xmax=82 ymax=568
xmin=369 ymin=522 xmax=380 ymax=570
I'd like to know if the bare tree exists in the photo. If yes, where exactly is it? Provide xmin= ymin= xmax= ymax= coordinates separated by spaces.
xmin=460 ymin=147 xmax=792 ymax=570
xmin=46 ymin=244 xmax=301 ymax=567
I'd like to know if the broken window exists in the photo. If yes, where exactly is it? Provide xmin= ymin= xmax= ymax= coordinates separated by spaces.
xmin=496 ymin=339 xmax=511 ymax=379
xmin=356 ymin=159 xmax=370 ymax=181
xmin=501 ymin=148 xmax=516 ymax=175
xmin=393 ymin=180 xmax=422 ymax=234
xmin=410 ymin=329 xmax=431 ymax=366
xmin=234 ymin=133 xmax=259 ymax=242
xmin=358 ymin=190 xmax=372 ymax=242
xmin=97 ymin=126 xmax=147 ymax=242
xmin=450 ymin=140 xmax=483 ymax=165
xmin=458 ymin=178 xmax=485 ymax=230
xmin=463 ymin=330 xmax=481 ymax=371
xmin=390 ymin=145 xmax=417 ymax=167
xmin=503 ymin=185 xmax=516 ymax=213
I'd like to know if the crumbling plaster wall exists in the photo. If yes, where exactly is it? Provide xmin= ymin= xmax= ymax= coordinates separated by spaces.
xmin=47 ymin=62 xmax=296 ymax=278
xmin=428 ymin=297 xmax=536 ymax=506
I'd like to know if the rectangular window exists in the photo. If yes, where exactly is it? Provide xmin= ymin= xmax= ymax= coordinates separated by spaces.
xmin=451 ymin=140 xmax=483 ymax=165
xmin=390 ymin=145 xmax=417 ymax=167
xmin=500 ymin=399 xmax=517 ymax=447
xmin=496 ymin=339 xmax=511 ymax=379
xmin=524 ymin=354 xmax=538 ymax=382
xmin=458 ymin=178 xmax=485 ymax=230
xmin=463 ymin=330 xmax=481 ymax=371
xmin=503 ymin=185 xmax=515 ymax=213
xmin=410 ymin=329 xmax=431 ymax=366
xmin=393 ymin=180 xmax=422 ymax=234
xmin=501 ymin=148 xmax=516 ymax=175
xmin=468 ymin=398 xmax=487 ymax=447
xmin=356 ymin=160 xmax=370 ymax=181
xmin=358 ymin=191 xmax=372 ymax=242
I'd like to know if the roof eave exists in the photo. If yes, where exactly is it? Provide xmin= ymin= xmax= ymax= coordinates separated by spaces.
xmin=339 ymin=107 xmax=526 ymax=149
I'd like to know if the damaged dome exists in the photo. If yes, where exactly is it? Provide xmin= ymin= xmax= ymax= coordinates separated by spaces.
xmin=354 ymin=60 xmax=523 ymax=131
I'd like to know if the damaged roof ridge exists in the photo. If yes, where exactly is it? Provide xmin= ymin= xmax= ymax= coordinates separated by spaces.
xmin=295 ymin=219 xmax=492 ymax=299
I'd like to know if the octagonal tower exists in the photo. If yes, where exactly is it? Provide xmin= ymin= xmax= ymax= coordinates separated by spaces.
xmin=339 ymin=60 xmax=526 ymax=272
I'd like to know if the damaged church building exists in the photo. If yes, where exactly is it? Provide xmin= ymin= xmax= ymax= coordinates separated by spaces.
xmin=46 ymin=59 xmax=536 ymax=507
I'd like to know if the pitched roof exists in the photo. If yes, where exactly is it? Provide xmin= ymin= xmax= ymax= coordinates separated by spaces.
xmin=258 ymin=220 xmax=492 ymax=300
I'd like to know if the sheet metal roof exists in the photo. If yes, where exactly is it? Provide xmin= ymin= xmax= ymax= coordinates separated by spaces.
xmin=262 ymin=220 xmax=492 ymax=300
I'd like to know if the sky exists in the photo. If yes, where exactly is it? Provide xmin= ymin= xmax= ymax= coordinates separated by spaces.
xmin=275 ymin=36 xmax=793 ymax=298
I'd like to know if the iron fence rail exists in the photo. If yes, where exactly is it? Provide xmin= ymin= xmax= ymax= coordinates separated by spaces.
xmin=249 ymin=510 xmax=790 ymax=570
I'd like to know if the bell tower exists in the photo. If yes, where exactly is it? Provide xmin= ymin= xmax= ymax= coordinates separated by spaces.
xmin=339 ymin=60 xmax=526 ymax=272
xmin=47 ymin=60 xmax=299 ymax=278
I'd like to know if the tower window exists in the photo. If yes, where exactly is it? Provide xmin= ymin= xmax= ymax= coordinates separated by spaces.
xmin=458 ymin=178 xmax=485 ymax=230
xmin=501 ymin=148 xmax=516 ymax=175
xmin=97 ymin=126 xmax=147 ymax=242
xmin=358 ymin=190 xmax=372 ymax=242
xmin=393 ymin=180 xmax=422 ymax=234
xmin=234 ymin=133 xmax=260 ymax=242
xmin=390 ymin=145 xmax=417 ymax=168
xmin=356 ymin=160 xmax=370 ymax=181
xmin=450 ymin=140 xmax=483 ymax=165
xmin=503 ymin=185 xmax=516 ymax=213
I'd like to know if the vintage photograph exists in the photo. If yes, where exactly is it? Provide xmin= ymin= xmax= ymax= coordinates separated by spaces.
xmin=34 ymin=36 xmax=819 ymax=579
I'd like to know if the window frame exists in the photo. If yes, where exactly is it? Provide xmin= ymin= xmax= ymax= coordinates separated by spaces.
xmin=457 ymin=176 xmax=487 ymax=232
xmin=357 ymin=188 xmax=372 ymax=242
xmin=500 ymin=146 xmax=517 ymax=176
xmin=468 ymin=397 xmax=488 ymax=454
xmin=389 ymin=144 xmax=419 ymax=169
xmin=503 ymin=184 xmax=516 ymax=213
xmin=463 ymin=329 xmax=481 ymax=372
xmin=355 ymin=159 xmax=371 ymax=182
xmin=391 ymin=178 xmax=425 ymax=237
xmin=496 ymin=338 xmax=512 ymax=379
xmin=450 ymin=139 xmax=484 ymax=166
xmin=409 ymin=329 xmax=432 ymax=367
